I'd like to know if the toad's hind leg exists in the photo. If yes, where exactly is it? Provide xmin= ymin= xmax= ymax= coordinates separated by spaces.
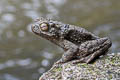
xmin=73 ymin=37 xmax=112 ymax=64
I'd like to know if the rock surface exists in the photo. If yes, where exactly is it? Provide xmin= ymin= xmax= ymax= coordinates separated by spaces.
xmin=39 ymin=53 xmax=120 ymax=80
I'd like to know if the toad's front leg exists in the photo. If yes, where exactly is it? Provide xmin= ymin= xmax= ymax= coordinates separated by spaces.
xmin=56 ymin=40 xmax=79 ymax=64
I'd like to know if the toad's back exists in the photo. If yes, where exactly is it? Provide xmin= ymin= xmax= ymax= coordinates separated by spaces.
xmin=64 ymin=25 xmax=98 ymax=45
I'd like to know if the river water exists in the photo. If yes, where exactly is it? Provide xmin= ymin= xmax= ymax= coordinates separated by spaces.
xmin=0 ymin=0 xmax=120 ymax=80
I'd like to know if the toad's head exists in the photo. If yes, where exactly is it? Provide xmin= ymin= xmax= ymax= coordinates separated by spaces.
xmin=31 ymin=17 xmax=64 ymax=41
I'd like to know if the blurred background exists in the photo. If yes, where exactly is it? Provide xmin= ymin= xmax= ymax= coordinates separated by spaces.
xmin=0 ymin=0 xmax=120 ymax=80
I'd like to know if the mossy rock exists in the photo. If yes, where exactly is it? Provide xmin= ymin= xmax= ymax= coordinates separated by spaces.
xmin=39 ymin=53 xmax=120 ymax=80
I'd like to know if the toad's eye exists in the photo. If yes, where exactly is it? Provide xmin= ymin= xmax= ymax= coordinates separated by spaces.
xmin=40 ymin=23 xmax=49 ymax=31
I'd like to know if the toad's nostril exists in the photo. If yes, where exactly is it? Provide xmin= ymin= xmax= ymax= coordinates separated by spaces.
xmin=31 ymin=24 xmax=39 ymax=32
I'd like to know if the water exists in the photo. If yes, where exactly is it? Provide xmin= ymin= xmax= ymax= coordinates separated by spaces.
xmin=0 ymin=0 xmax=120 ymax=80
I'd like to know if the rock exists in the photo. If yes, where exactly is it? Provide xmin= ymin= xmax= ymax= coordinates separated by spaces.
xmin=39 ymin=53 xmax=120 ymax=80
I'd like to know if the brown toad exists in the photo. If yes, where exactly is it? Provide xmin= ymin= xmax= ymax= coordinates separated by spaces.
xmin=31 ymin=18 xmax=112 ymax=64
